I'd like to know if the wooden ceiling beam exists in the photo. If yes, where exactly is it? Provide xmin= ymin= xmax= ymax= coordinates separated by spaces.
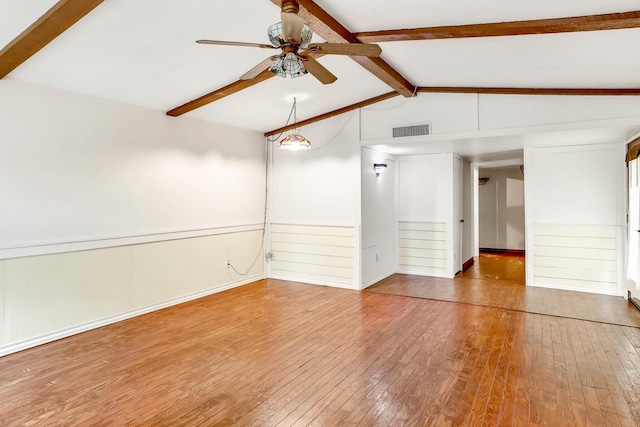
xmin=354 ymin=10 xmax=640 ymax=43
xmin=166 ymin=69 xmax=276 ymax=117
xmin=169 ymin=4 xmax=640 ymax=117
xmin=0 ymin=0 xmax=104 ymax=79
xmin=417 ymin=87 xmax=640 ymax=96
xmin=265 ymin=91 xmax=400 ymax=136
xmin=272 ymin=0 xmax=416 ymax=97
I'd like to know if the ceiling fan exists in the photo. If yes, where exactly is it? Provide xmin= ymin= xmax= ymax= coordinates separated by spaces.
xmin=196 ymin=0 xmax=382 ymax=84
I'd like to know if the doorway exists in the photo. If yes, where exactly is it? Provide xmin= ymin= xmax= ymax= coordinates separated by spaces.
xmin=457 ymin=251 xmax=525 ymax=284
xmin=472 ymin=165 xmax=526 ymax=283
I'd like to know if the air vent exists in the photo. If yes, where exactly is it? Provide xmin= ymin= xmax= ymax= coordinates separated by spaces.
xmin=392 ymin=124 xmax=431 ymax=138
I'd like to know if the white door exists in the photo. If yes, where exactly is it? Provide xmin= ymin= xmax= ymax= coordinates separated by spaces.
xmin=627 ymin=158 xmax=640 ymax=294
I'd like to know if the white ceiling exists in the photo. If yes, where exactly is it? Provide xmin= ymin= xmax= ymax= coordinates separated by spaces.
xmin=2 ymin=0 xmax=640 ymax=163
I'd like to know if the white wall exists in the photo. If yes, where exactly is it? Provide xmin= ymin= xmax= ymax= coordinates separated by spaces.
xmin=0 ymin=79 xmax=265 ymax=252
xmin=361 ymin=147 xmax=395 ymax=288
xmin=0 ymin=79 xmax=266 ymax=355
xmin=396 ymin=154 xmax=453 ymax=223
xmin=478 ymin=166 xmax=525 ymax=250
xmin=480 ymin=95 xmax=640 ymax=130
xmin=361 ymin=93 xmax=478 ymax=140
xmin=396 ymin=153 xmax=455 ymax=277
xmin=360 ymin=92 xmax=640 ymax=143
xmin=270 ymin=112 xmax=361 ymax=227
xmin=525 ymin=143 xmax=626 ymax=295
xmin=268 ymin=112 xmax=361 ymax=288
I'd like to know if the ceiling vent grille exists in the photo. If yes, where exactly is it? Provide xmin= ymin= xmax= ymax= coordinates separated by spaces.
xmin=392 ymin=124 xmax=431 ymax=138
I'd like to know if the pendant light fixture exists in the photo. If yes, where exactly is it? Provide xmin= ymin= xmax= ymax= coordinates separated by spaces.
xmin=279 ymin=98 xmax=311 ymax=150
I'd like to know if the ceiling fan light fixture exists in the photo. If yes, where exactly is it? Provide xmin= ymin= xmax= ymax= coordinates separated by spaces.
xmin=270 ymin=52 xmax=307 ymax=78
xmin=267 ymin=22 xmax=313 ymax=49
xmin=268 ymin=22 xmax=286 ymax=47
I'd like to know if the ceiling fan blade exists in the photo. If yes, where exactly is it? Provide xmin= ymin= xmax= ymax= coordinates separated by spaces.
xmin=239 ymin=57 xmax=277 ymax=80
xmin=303 ymin=43 xmax=382 ymax=57
xmin=302 ymin=56 xmax=337 ymax=85
xmin=196 ymin=40 xmax=277 ymax=49
xmin=281 ymin=11 xmax=305 ymax=42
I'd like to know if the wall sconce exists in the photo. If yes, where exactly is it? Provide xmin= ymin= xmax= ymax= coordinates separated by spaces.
xmin=479 ymin=177 xmax=489 ymax=185
xmin=374 ymin=163 xmax=387 ymax=177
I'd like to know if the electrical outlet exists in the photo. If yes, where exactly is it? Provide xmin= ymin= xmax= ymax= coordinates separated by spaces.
xmin=226 ymin=258 xmax=230 ymax=268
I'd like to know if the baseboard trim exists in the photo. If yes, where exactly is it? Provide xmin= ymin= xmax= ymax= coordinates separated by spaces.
xmin=480 ymin=248 xmax=525 ymax=256
xmin=462 ymin=257 xmax=474 ymax=271
xmin=0 ymin=275 xmax=263 ymax=357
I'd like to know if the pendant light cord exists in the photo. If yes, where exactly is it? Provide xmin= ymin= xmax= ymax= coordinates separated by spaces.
xmin=266 ymin=98 xmax=297 ymax=143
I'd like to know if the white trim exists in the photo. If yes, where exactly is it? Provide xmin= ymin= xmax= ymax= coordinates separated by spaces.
xmin=397 ymin=268 xmax=454 ymax=279
xmin=268 ymin=274 xmax=358 ymax=290
xmin=269 ymin=221 xmax=359 ymax=228
xmin=0 ymin=275 xmax=263 ymax=357
xmin=0 ymin=224 xmax=264 ymax=260
xmin=530 ymin=281 xmax=618 ymax=296
xmin=524 ymin=147 xmax=535 ymax=287
xmin=617 ymin=225 xmax=627 ymax=297
xmin=355 ymin=226 xmax=362 ymax=290
xmin=625 ymin=130 xmax=640 ymax=144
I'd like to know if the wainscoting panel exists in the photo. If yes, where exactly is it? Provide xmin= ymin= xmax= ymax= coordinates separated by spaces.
xmin=0 ymin=229 xmax=264 ymax=356
xmin=398 ymin=222 xmax=449 ymax=277
xmin=533 ymin=225 xmax=617 ymax=294
xmin=269 ymin=224 xmax=357 ymax=288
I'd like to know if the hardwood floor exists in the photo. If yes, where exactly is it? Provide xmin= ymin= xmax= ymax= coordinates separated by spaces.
xmin=370 ymin=252 xmax=640 ymax=328
xmin=2 ymin=273 xmax=640 ymax=425
xmin=459 ymin=251 xmax=526 ymax=283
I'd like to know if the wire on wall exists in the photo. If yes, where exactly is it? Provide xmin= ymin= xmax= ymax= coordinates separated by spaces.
xmin=266 ymin=110 xmax=357 ymax=152
xmin=360 ymin=85 xmax=418 ymax=111
xmin=307 ymin=111 xmax=356 ymax=151
xmin=227 ymin=136 xmax=270 ymax=277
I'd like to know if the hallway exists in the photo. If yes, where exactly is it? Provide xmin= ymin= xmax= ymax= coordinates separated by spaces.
xmin=459 ymin=252 xmax=525 ymax=284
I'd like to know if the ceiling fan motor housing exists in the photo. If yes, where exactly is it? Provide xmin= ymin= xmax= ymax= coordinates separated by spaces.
xmin=281 ymin=1 xmax=300 ymax=14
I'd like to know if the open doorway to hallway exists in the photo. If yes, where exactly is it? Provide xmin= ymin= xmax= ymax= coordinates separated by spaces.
xmin=471 ymin=165 xmax=526 ymax=282
xmin=458 ymin=251 xmax=525 ymax=284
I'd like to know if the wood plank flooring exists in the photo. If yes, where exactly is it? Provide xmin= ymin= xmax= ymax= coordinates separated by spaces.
xmin=2 ymin=270 xmax=640 ymax=425
xmin=459 ymin=251 xmax=526 ymax=283
xmin=370 ymin=252 xmax=640 ymax=328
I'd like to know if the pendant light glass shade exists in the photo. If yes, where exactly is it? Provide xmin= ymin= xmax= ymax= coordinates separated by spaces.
xmin=279 ymin=130 xmax=311 ymax=150
xmin=271 ymin=52 xmax=307 ymax=79
xmin=267 ymin=22 xmax=313 ymax=79
xmin=278 ymin=98 xmax=311 ymax=150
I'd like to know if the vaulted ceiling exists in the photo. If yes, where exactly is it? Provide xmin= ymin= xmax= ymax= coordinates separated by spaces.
xmin=2 ymin=0 xmax=640 ymax=149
